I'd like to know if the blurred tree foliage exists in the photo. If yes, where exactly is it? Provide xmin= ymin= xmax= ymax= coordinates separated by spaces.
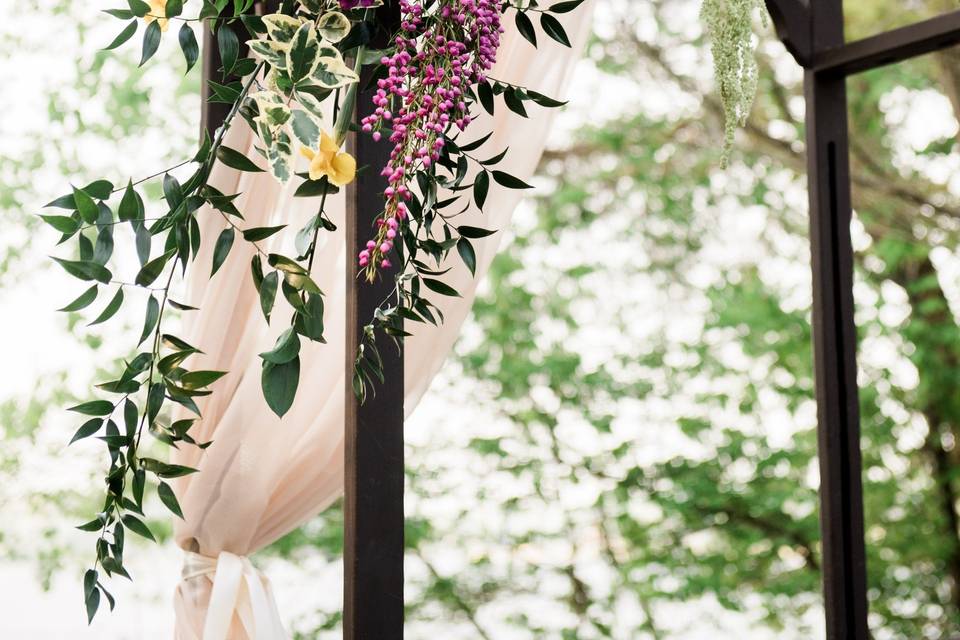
xmin=277 ymin=0 xmax=960 ymax=638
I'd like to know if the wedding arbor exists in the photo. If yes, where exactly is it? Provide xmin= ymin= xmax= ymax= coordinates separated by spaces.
xmin=42 ymin=0 xmax=960 ymax=636
xmin=198 ymin=2 xmax=960 ymax=638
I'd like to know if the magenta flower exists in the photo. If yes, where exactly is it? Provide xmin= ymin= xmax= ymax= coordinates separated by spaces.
xmin=358 ymin=0 xmax=505 ymax=280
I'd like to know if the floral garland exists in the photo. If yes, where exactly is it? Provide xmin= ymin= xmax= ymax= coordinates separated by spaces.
xmin=45 ymin=0 xmax=584 ymax=621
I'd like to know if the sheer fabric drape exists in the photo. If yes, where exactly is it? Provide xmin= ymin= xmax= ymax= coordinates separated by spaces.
xmin=171 ymin=10 xmax=592 ymax=638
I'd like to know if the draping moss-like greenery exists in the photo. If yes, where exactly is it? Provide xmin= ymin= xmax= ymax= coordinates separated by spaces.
xmin=700 ymin=0 xmax=764 ymax=166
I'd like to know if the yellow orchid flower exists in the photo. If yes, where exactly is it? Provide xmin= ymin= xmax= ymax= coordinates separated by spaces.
xmin=300 ymin=132 xmax=357 ymax=186
xmin=144 ymin=0 xmax=169 ymax=31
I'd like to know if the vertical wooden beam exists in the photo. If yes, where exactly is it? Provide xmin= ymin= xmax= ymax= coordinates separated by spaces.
xmin=343 ymin=3 xmax=405 ymax=639
xmin=805 ymin=2 xmax=870 ymax=638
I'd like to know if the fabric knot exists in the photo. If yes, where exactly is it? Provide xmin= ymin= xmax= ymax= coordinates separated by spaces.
xmin=181 ymin=551 xmax=287 ymax=640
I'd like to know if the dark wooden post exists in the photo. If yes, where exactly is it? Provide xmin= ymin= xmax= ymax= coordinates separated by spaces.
xmin=343 ymin=3 xmax=405 ymax=639
xmin=803 ymin=3 xmax=869 ymax=638
xmin=766 ymin=3 xmax=960 ymax=639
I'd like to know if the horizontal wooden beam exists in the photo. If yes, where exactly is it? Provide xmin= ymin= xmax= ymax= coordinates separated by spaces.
xmin=814 ymin=8 xmax=960 ymax=76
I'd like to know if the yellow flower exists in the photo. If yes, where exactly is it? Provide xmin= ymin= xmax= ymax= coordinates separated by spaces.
xmin=300 ymin=132 xmax=357 ymax=186
xmin=144 ymin=0 xmax=169 ymax=31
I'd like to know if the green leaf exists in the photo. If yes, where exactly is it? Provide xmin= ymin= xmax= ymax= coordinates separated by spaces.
xmin=76 ymin=516 xmax=105 ymax=532
xmin=216 ymin=145 xmax=263 ymax=172
xmin=180 ymin=370 xmax=228 ymax=388
xmin=515 ymin=11 xmax=537 ymax=47
xmin=147 ymin=382 xmax=165 ymax=424
xmin=210 ymin=227 xmax=235 ymax=276
xmin=73 ymin=187 xmax=99 ymax=224
xmin=141 ymin=458 xmax=198 ymax=477
xmin=117 ymin=182 xmax=138 ymax=222
xmin=457 ymin=225 xmax=497 ymax=239
xmin=127 ymin=0 xmax=150 ymax=16
xmin=104 ymin=8 xmax=135 ymax=18
xmin=422 ymin=277 xmax=461 ymax=297
xmin=139 ymin=295 xmax=160 ymax=346
xmin=548 ymin=0 xmax=585 ymax=12
xmin=478 ymin=81 xmax=495 ymax=116
xmin=162 ymin=334 xmax=198 ymax=352
xmin=262 ymin=356 xmax=300 ymax=417
xmin=123 ymin=399 xmax=138 ymax=437
xmin=162 ymin=173 xmax=184 ymax=209
xmin=217 ymin=24 xmax=239 ymax=75
xmin=260 ymin=327 xmax=301 ymax=364
xmin=540 ymin=14 xmax=571 ymax=47
xmin=121 ymin=514 xmax=155 ymax=541
xmin=70 ymin=418 xmax=103 ymax=444
xmin=85 ymin=180 xmax=115 ymax=200
xmin=104 ymin=20 xmax=138 ymax=50
xmin=177 ymin=23 xmax=199 ymax=72
xmin=168 ymin=299 xmax=198 ymax=311
xmin=85 ymin=585 xmax=101 ymax=624
xmin=526 ymin=90 xmax=567 ymax=108
xmin=69 ymin=400 xmax=114 ymax=416
xmin=84 ymin=569 xmax=98 ymax=599
xmin=135 ymin=249 xmax=175 ymax=287
xmin=156 ymin=463 xmax=197 ymax=478
xmin=458 ymin=132 xmax=493 ymax=152
xmin=135 ymin=223 xmax=151 ymax=266
xmin=504 ymin=88 xmax=528 ymax=118
xmin=473 ymin=171 xmax=490 ymax=209
xmin=457 ymin=238 xmax=477 ymax=275
xmin=294 ymin=176 xmax=337 ymax=198
xmin=166 ymin=0 xmax=183 ymax=16
xmin=293 ymin=293 xmax=325 ymax=342
xmin=492 ymin=170 xmax=534 ymax=190
xmin=480 ymin=148 xmax=508 ymax=165
xmin=41 ymin=214 xmax=80 ymax=234
xmin=59 ymin=285 xmax=99 ymax=312
xmin=89 ymin=288 xmax=124 ymax=326
xmin=158 ymin=481 xmax=184 ymax=519
xmin=260 ymin=271 xmax=279 ymax=322
xmin=243 ymin=225 xmax=286 ymax=242
xmin=268 ymin=253 xmax=307 ymax=274
xmin=140 ymin=19 xmax=162 ymax=66
xmin=54 ymin=258 xmax=113 ymax=284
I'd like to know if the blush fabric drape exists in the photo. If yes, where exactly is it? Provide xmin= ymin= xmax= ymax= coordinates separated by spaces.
xmin=171 ymin=9 xmax=592 ymax=639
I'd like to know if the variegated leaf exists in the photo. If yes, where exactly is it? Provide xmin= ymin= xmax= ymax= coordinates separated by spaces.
xmin=255 ymin=116 xmax=294 ymax=184
xmin=262 ymin=14 xmax=304 ymax=43
xmin=250 ymin=91 xmax=292 ymax=127
xmin=290 ymin=110 xmax=320 ymax=147
xmin=287 ymin=22 xmax=321 ymax=84
xmin=306 ymin=46 xmax=359 ymax=89
xmin=248 ymin=39 xmax=290 ymax=70
xmin=295 ymin=90 xmax=329 ymax=125
xmin=317 ymin=11 xmax=351 ymax=43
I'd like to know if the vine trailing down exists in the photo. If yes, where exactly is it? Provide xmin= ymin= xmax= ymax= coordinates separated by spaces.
xmin=700 ymin=0 xmax=766 ymax=166
xmin=43 ymin=0 xmax=586 ymax=622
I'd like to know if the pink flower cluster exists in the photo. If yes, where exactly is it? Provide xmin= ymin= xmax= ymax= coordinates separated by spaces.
xmin=357 ymin=0 xmax=504 ymax=279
